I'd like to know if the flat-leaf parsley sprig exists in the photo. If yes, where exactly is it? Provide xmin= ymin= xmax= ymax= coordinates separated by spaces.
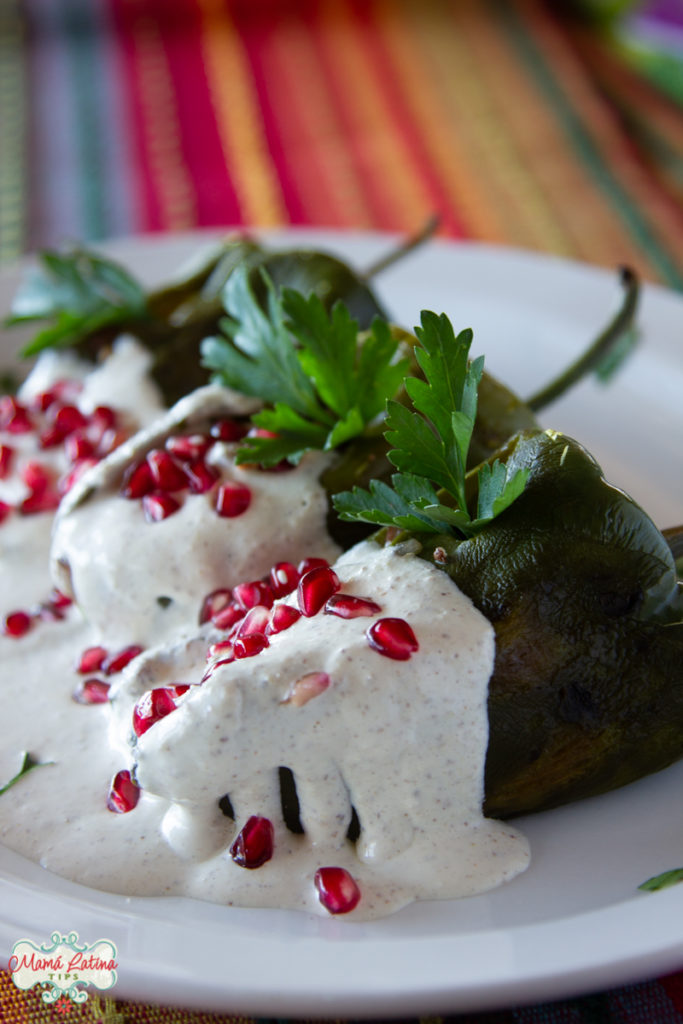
xmin=200 ymin=268 xmax=410 ymax=467
xmin=332 ymin=311 xmax=530 ymax=538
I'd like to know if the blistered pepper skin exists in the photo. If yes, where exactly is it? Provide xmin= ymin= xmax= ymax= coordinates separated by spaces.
xmin=418 ymin=431 xmax=683 ymax=818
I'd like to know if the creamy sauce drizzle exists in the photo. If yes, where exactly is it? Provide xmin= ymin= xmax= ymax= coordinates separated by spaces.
xmin=0 ymin=347 xmax=529 ymax=919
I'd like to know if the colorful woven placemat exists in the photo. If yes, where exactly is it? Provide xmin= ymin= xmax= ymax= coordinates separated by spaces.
xmin=2 ymin=0 xmax=683 ymax=1020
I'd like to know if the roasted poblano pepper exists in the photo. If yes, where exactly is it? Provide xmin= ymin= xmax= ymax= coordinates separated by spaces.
xmin=407 ymin=430 xmax=683 ymax=818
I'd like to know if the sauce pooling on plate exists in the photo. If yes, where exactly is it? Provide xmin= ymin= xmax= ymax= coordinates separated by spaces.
xmin=0 ymin=344 xmax=529 ymax=919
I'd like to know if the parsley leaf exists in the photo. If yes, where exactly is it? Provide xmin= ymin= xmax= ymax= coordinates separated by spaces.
xmin=0 ymin=752 xmax=53 ymax=796
xmin=333 ymin=310 xmax=529 ymax=538
xmin=201 ymin=268 xmax=409 ymax=466
xmin=7 ymin=249 xmax=148 ymax=357
xmin=638 ymin=868 xmax=683 ymax=893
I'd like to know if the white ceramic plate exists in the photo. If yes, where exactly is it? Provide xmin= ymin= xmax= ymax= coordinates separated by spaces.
xmin=1 ymin=229 xmax=682 ymax=1017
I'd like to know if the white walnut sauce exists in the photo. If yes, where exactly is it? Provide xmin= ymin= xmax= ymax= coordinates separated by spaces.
xmin=0 ymin=345 xmax=529 ymax=919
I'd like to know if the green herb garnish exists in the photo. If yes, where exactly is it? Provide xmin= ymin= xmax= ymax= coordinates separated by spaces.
xmin=201 ymin=268 xmax=409 ymax=466
xmin=638 ymin=868 xmax=683 ymax=892
xmin=333 ymin=311 xmax=529 ymax=537
xmin=6 ymin=248 xmax=148 ymax=357
xmin=0 ymin=752 xmax=53 ymax=796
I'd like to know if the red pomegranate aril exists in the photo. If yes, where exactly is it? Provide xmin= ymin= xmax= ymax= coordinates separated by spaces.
xmin=107 ymin=769 xmax=140 ymax=813
xmin=201 ymin=656 xmax=234 ymax=680
xmin=121 ymin=460 xmax=154 ymax=499
xmin=0 ymin=444 xmax=13 ymax=479
xmin=210 ymin=418 xmax=248 ymax=442
xmin=211 ymin=601 xmax=244 ymax=631
xmin=3 ymin=610 xmax=33 ymax=638
xmin=215 ymin=482 xmax=251 ymax=518
xmin=233 ymin=633 xmax=268 ymax=659
xmin=146 ymin=449 xmax=188 ymax=492
xmin=284 ymin=671 xmax=330 ymax=707
xmin=0 ymin=397 xmax=33 ymax=434
xmin=297 ymin=556 xmax=329 ymax=576
xmin=97 ymin=427 xmax=128 ymax=456
xmin=20 ymin=488 xmax=60 ymax=515
xmin=91 ymin=405 xmax=117 ymax=432
xmin=38 ymin=424 xmax=65 ymax=449
xmin=325 ymin=594 xmax=382 ymax=619
xmin=102 ymin=644 xmax=144 ymax=675
xmin=265 ymin=604 xmax=301 ymax=635
xmin=51 ymin=404 xmax=88 ymax=436
xmin=31 ymin=388 xmax=59 ymax=412
xmin=64 ymin=432 xmax=95 ymax=462
xmin=235 ymin=605 xmax=270 ymax=639
xmin=37 ymin=601 xmax=66 ymax=623
xmin=59 ymin=457 xmax=99 ymax=494
xmin=73 ymin=677 xmax=111 ymax=704
xmin=297 ymin=566 xmax=341 ymax=617
xmin=142 ymin=492 xmax=181 ymax=522
xmin=184 ymin=459 xmax=218 ymax=494
xmin=132 ymin=687 xmax=178 ymax=736
xmin=172 ymin=684 xmax=191 ymax=697
xmin=314 ymin=866 xmax=361 ymax=914
xmin=206 ymin=639 xmax=235 ymax=661
xmin=22 ymin=461 xmax=51 ymax=494
xmin=198 ymin=587 xmax=232 ymax=625
xmin=165 ymin=433 xmax=212 ymax=461
xmin=269 ymin=561 xmax=299 ymax=597
xmin=232 ymin=579 xmax=275 ymax=611
xmin=48 ymin=588 xmax=72 ymax=609
xmin=0 ymin=500 xmax=11 ymax=524
xmin=77 ymin=645 xmax=108 ymax=674
xmin=230 ymin=815 xmax=274 ymax=869
xmin=366 ymin=618 xmax=419 ymax=660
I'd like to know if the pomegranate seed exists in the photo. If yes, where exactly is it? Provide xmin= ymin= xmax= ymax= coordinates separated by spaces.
xmin=142 ymin=492 xmax=181 ymax=522
xmin=22 ymin=461 xmax=51 ymax=494
xmin=210 ymin=418 xmax=248 ymax=442
xmin=0 ymin=501 xmax=11 ymax=524
xmin=198 ymin=587 xmax=232 ymax=625
xmin=37 ymin=601 xmax=67 ymax=623
xmin=297 ymin=566 xmax=341 ymax=617
xmin=0 ymin=444 xmax=13 ymax=479
xmin=73 ymin=678 xmax=111 ymax=704
xmin=132 ymin=687 xmax=178 ymax=736
xmin=215 ymin=482 xmax=251 ymax=518
xmin=212 ymin=601 xmax=244 ymax=631
xmin=64 ymin=432 xmax=95 ymax=462
xmin=201 ymin=656 xmax=234 ymax=680
xmin=38 ymin=424 xmax=65 ymax=448
xmin=91 ymin=405 xmax=117 ymax=432
xmin=366 ymin=618 xmax=419 ymax=660
xmin=102 ymin=644 xmax=144 ymax=675
xmin=121 ymin=460 xmax=154 ymax=499
xmin=269 ymin=561 xmax=299 ymax=597
xmin=20 ymin=488 xmax=60 ymax=514
xmin=3 ymin=610 xmax=33 ymax=637
xmin=0 ymin=397 xmax=33 ymax=433
xmin=325 ymin=594 xmax=382 ymax=619
xmin=314 ymin=866 xmax=361 ymax=914
xmin=283 ymin=671 xmax=330 ymax=707
xmin=107 ymin=769 xmax=140 ymax=813
xmin=51 ymin=404 xmax=88 ymax=436
xmin=59 ymin=457 xmax=99 ymax=494
xmin=232 ymin=580 xmax=275 ymax=610
xmin=172 ymin=684 xmax=191 ymax=697
xmin=48 ymin=588 xmax=72 ymax=609
xmin=265 ymin=604 xmax=301 ymax=635
xmin=77 ymin=645 xmax=108 ymax=674
xmin=297 ymin=556 xmax=329 ymax=576
xmin=206 ymin=639 xmax=234 ymax=660
xmin=146 ymin=449 xmax=188 ymax=492
xmin=235 ymin=605 xmax=270 ymax=638
xmin=184 ymin=459 xmax=218 ymax=494
xmin=165 ymin=433 xmax=211 ymax=461
xmin=230 ymin=815 xmax=274 ymax=869
xmin=233 ymin=633 xmax=268 ymax=659
xmin=97 ymin=427 xmax=128 ymax=456
xmin=31 ymin=388 xmax=59 ymax=412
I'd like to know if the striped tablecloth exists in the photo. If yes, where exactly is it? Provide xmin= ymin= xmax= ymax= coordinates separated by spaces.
xmin=1 ymin=1 xmax=683 ymax=1021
